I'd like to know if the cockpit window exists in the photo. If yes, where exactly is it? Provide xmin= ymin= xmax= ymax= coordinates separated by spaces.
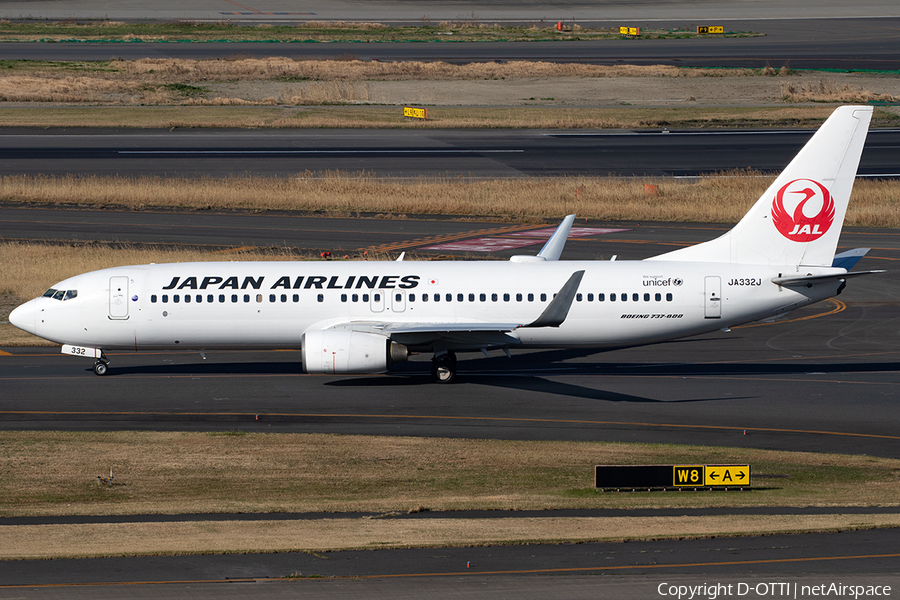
xmin=44 ymin=289 xmax=78 ymax=301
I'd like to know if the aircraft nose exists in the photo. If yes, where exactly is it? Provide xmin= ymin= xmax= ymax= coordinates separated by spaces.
xmin=9 ymin=300 xmax=36 ymax=335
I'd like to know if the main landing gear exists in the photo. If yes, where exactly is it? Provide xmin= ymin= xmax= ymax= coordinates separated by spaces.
xmin=431 ymin=352 xmax=457 ymax=384
xmin=92 ymin=356 xmax=110 ymax=376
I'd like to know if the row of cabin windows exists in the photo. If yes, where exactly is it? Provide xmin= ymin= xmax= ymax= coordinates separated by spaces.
xmin=151 ymin=291 xmax=676 ymax=305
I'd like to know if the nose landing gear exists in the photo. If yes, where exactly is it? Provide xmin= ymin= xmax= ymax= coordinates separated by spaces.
xmin=92 ymin=356 xmax=110 ymax=376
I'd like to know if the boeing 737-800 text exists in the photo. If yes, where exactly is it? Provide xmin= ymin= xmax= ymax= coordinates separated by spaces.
xmin=9 ymin=106 xmax=882 ymax=382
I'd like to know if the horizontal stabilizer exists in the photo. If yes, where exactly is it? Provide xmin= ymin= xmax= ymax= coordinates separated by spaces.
xmin=772 ymin=270 xmax=884 ymax=287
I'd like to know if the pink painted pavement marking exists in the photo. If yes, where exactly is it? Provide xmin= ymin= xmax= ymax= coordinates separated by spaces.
xmin=422 ymin=227 xmax=630 ymax=253
xmin=507 ymin=227 xmax=630 ymax=238
xmin=421 ymin=237 xmax=541 ymax=252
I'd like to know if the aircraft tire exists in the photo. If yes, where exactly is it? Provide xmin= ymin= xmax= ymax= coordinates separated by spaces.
xmin=431 ymin=353 xmax=457 ymax=383
xmin=93 ymin=361 xmax=109 ymax=376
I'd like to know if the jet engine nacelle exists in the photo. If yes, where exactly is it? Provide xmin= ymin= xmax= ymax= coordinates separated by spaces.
xmin=301 ymin=329 xmax=408 ymax=374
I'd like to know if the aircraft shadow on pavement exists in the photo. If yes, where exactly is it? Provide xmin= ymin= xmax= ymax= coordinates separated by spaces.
xmin=325 ymin=347 xmax=900 ymax=403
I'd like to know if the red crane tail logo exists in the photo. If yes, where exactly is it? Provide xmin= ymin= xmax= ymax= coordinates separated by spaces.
xmin=771 ymin=179 xmax=835 ymax=242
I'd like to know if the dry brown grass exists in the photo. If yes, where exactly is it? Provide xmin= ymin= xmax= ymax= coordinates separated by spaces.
xmin=0 ymin=58 xmax=810 ymax=106
xmin=1 ymin=172 xmax=897 ymax=227
xmin=115 ymin=58 xmax=751 ymax=82
xmin=4 ymin=514 xmax=900 ymax=559
xmin=0 ymin=432 xmax=897 ymax=519
xmin=782 ymin=79 xmax=899 ymax=103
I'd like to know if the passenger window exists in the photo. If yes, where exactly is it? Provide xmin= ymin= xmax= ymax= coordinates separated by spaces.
xmin=503 ymin=293 xmax=510 ymax=302
xmin=208 ymin=294 xmax=214 ymax=303
xmin=162 ymin=295 xmax=169 ymax=303
xmin=444 ymin=293 xmax=450 ymax=302
xmin=666 ymin=293 xmax=673 ymax=301
xmin=540 ymin=293 xmax=547 ymax=302
xmin=422 ymin=294 xmax=428 ymax=302
xmin=457 ymin=294 xmax=464 ymax=302
xmin=633 ymin=293 xmax=639 ymax=302
xmin=363 ymin=294 xmax=370 ymax=302
xmin=527 ymin=293 xmax=534 ymax=302
xmin=184 ymin=295 xmax=190 ymax=303
xmin=317 ymin=294 xmax=324 ymax=303
xmin=174 ymin=295 xmax=180 ymax=303
xmin=587 ymin=293 xmax=593 ymax=302
xmin=218 ymin=294 xmax=224 ymax=303
xmin=231 ymin=294 xmax=238 ymax=303
xmin=374 ymin=293 xmax=380 ymax=302
xmin=644 ymin=293 xmax=650 ymax=302
xmin=516 ymin=293 xmax=522 ymax=302
xmin=409 ymin=293 xmax=416 ymax=302
xmin=598 ymin=293 xmax=605 ymax=301
xmin=293 ymin=294 xmax=299 ymax=302
xmin=341 ymin=294 xmax=347 ymax=302
xmin=196 ymin=294 xmax=202 ymax=303
xmin=576 ymin=293 xmax=582 ymax=302
xmin=469 ymin=293 xmax=475 ymax=302
xmin=269 ymin=294 xmax=275 ymax=302
xmin=151 ymin=295 xmax=157 ymax=303
xmin=243 ymin=294 xmax=250 ymax=303
xmin=395 ymin=293 xmax=402 ymax=302
xmin=281 ymin=294 xmax=287 ymax=303
xmin=621 ymin=293 xmax=627 ymax=302
xmin=610 ymin=294 xmax=616 ymax=302
xmin=479 ymin=293 xmax=486 ymax=302
xmin=352 ymin=294 xmax=358 ymax=302
xmin=655 ymin=293 xmax=661 ymax=301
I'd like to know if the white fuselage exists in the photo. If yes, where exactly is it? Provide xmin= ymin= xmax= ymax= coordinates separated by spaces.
xmin=17 ymin=259 xmax=841 ymax=353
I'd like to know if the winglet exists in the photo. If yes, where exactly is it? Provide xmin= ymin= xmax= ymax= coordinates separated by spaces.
xmin=510 ymin=214 xmax=576 ymax=263
xmin=537 ymin=214 xmax=576 ymax=261
xmin=522 ymin=270 xmax=585 ymax=328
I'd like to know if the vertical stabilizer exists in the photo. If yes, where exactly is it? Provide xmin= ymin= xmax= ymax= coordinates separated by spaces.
xmin=647 ymin=106 xmax=872 ymax=267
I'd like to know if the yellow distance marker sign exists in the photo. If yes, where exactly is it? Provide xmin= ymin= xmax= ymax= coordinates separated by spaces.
xmin=404 ymin=106 xmax=429 ymax=120
xmin=705 ymin=465 xmax=750 ymax=487
xmin=619 ymin=26 xmax=640 ymax=36
xmin=697 ymin=26 xmax=724 ymax=34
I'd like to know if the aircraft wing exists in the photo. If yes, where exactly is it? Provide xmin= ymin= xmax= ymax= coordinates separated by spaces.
xmin=319 ymin=270 xmax=585 ymax=344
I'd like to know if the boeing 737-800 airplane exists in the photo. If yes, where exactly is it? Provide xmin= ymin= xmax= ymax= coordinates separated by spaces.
xmin=9 ymin=106 xmax=882 ymax=382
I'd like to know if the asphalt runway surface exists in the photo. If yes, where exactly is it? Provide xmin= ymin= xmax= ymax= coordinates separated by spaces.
xmin=1 ymin=0 xmax=897 ymax=22
xmin=3 ymin=127 xmax=900 ymax=179
xmin=1 ymin=530 xmax=898 ymax=598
